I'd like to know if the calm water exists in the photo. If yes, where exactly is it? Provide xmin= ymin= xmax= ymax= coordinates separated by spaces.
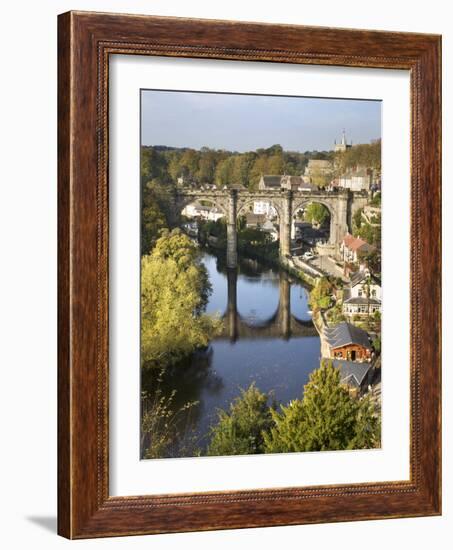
xmin=142 ymin=251 xmax=322 ymax=456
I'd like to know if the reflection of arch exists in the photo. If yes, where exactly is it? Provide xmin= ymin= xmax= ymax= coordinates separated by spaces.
xmin=222 ymin=268 xmax=316 ymax=341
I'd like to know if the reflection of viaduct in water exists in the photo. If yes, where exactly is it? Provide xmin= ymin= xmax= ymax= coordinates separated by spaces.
xmin=220 ymin=269 xmax=318 ymax=342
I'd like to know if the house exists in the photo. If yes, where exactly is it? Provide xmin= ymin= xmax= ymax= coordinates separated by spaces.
xmin=182 ymin=202 xmax=202 ymax=218
xmin=258 ymin=175 xmax=282 ymax=190
xmin=281 ymin=175 xmax=306 ymax=191
xmin=245 ymin=213 xmax=266 ymax=227
xmin=258 ymin=173 xmax=321 ymax=192
xmin=324 ymin=321 xmax=372 ymax=362
xmin=338 ymin=168 xmax=371 ymax=191
xmin=205 ymin=207 xmax=225 ymax=222
xmin=181 ymin=203 xmax=224 ymax=222
xmin=341 ymin=233 xmax=375 ymax=264
xmin=182 ymin=221 xmax=198 ymax=237
xmin=342 ymin=269 xmax=382 ymax=317
xmin=253 ymin=201 xmax=277 ymax=218
xmin=332 ymin=359 xmax=374 ymax=394
xmin=297 ymin=179 xmax=319 ymax=192
xmin=261 ymin=219 xmax=279 ymax=241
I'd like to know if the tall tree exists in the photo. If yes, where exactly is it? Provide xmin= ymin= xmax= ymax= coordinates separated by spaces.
xmin=141 ymin=192 xmax=167 ymax=255
xmin=141 ymin=229 xmax=221 ymax=368
xmin=263 ymin=361 xmax=380 ymax=452
xmin=197 ymin=150 xmax=217 ymax=184
xmin=215 ymin=157 xmax=235 ymax=186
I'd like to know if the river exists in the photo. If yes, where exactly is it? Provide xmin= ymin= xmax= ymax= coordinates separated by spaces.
xmin=141 ymin=250 xmax=322 ymax=457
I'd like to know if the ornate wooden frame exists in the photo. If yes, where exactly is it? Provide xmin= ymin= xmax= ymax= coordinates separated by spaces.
xmin=58 ymin=11 xmax=442 ymax=539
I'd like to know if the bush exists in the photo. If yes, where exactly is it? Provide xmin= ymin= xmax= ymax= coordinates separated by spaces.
xmin=207 ymin=384 xmax=274 ymax=456
xmin=309 ymin=277 xmax=333 ymax=311
xmin=141 ymin=382 xmax=199 ymax=459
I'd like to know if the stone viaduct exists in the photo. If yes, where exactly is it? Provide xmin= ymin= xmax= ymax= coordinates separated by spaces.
xmin=172 ymin=187 xmax=368 ymax=269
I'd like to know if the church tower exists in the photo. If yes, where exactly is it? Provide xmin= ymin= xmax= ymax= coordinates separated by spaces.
xmin=334 ymin=130 xmax=352 ymax=152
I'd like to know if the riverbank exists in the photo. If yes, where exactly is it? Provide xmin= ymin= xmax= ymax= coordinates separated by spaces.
xmin=311 ymin=308 xmax=331 ymax=358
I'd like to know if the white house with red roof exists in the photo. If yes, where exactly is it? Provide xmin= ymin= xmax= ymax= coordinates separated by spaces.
xmin=340 ymin=233 xmax=375 ymax=264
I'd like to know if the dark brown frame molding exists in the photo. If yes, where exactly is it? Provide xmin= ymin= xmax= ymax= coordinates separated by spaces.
xmin=58 ymin=11 xmax=442 ymax=539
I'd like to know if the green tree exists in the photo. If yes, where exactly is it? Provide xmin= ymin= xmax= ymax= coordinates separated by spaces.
xmin=354 ymin=221 xmax=381 ymax=248
xmin=335 ymin=140 xmax=381 ymax=175
xmin=309 ymin=277 xmax=333 ymax=310
xmin=353 ymin=207 xmax=364 ymax=232
xmin=263 ymin=362 xmax=380 ymax=453
xmin=310 ymin=165 xmax=333 ymax=187
xmin=197 ymin=150 xmax=217 ymax=184
xmin=370 ymin=192 xmax=381 ymax=207
xmin=141 ymin=229 xmax=221 ymax=368
xmin=215 ymin=157 xmax=235 ymax=186
xmin=141 ymin=146 xmax=168 ymax=185
xmin=267 ymin=153 xmax=285 ymax=175
xmin=304 ymin=202 xmax=330 ymax=227
xmin=249 ymin=156 xmax=270 ymax=188
xmin=141 ymin=194 xmax=167 ymax=255
xmin=231 ymin=154 xmax=254 ymax=187
xmin=167 ymin=151 xmax=184 ymax=183
xmin=207 ymin=384 xmax=275 ymax=456
xmin=179 ymin=149 xmax=200 ymax=181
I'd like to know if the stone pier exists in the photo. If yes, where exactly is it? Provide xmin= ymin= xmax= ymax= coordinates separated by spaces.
xmin=226 ymin=190 xmax=238 ymax=269
xmin=279 ymin=271 xmax=291 ymax=339
xmin=279 ymin=191 xmax=292 ymax=260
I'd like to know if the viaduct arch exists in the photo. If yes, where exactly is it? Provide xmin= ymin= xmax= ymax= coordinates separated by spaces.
xmin=173 ymin=188 xmax=367 ymax=269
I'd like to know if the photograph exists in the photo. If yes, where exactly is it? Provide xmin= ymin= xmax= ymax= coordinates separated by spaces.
xmin=139 ymin=90 xmax=383 ymax=459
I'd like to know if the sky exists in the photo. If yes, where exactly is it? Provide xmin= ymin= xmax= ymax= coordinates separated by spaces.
xmin=141 ymin=90 xmax=381 ymax=153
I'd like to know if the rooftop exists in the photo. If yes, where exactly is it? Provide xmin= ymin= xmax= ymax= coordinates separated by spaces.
xmin=324 ymin=321 xmax=371 ymax=350
xmin=260 ymin=175 xmax=282 ymax=187
xmin=349 ymin=269 xmax=381 ymax=288
xmin=331 ymin=359 xmax=374 ymax=387
xmin=343 ymin=297 xmax=381 ymax=305
xmin=343 ymin=233 xmax=375 ymax=254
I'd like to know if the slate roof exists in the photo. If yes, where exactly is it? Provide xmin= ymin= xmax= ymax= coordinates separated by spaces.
xmin=343 ymin=297 xmax=381 ymax=305
xmin=260 ymin=175 xmax=282 ymax=188
xmin=284 ymin=175 xmax=304 ymax=185
xmin=349 ymin=270 xmax=381 ymax=288
xmin=298 ymin=180 xmax=319 ymax=191
xmin=332 ymin=359 xmax=373 ymax=387
xmin=350 ymin=270 xmax=368 ymax=286
xmin=324 ymin=322 xmax=371 ymax=350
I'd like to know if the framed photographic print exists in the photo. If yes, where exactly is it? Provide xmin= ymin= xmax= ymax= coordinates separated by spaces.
xmin=58 ymin=11 xmax=441 ymax=538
